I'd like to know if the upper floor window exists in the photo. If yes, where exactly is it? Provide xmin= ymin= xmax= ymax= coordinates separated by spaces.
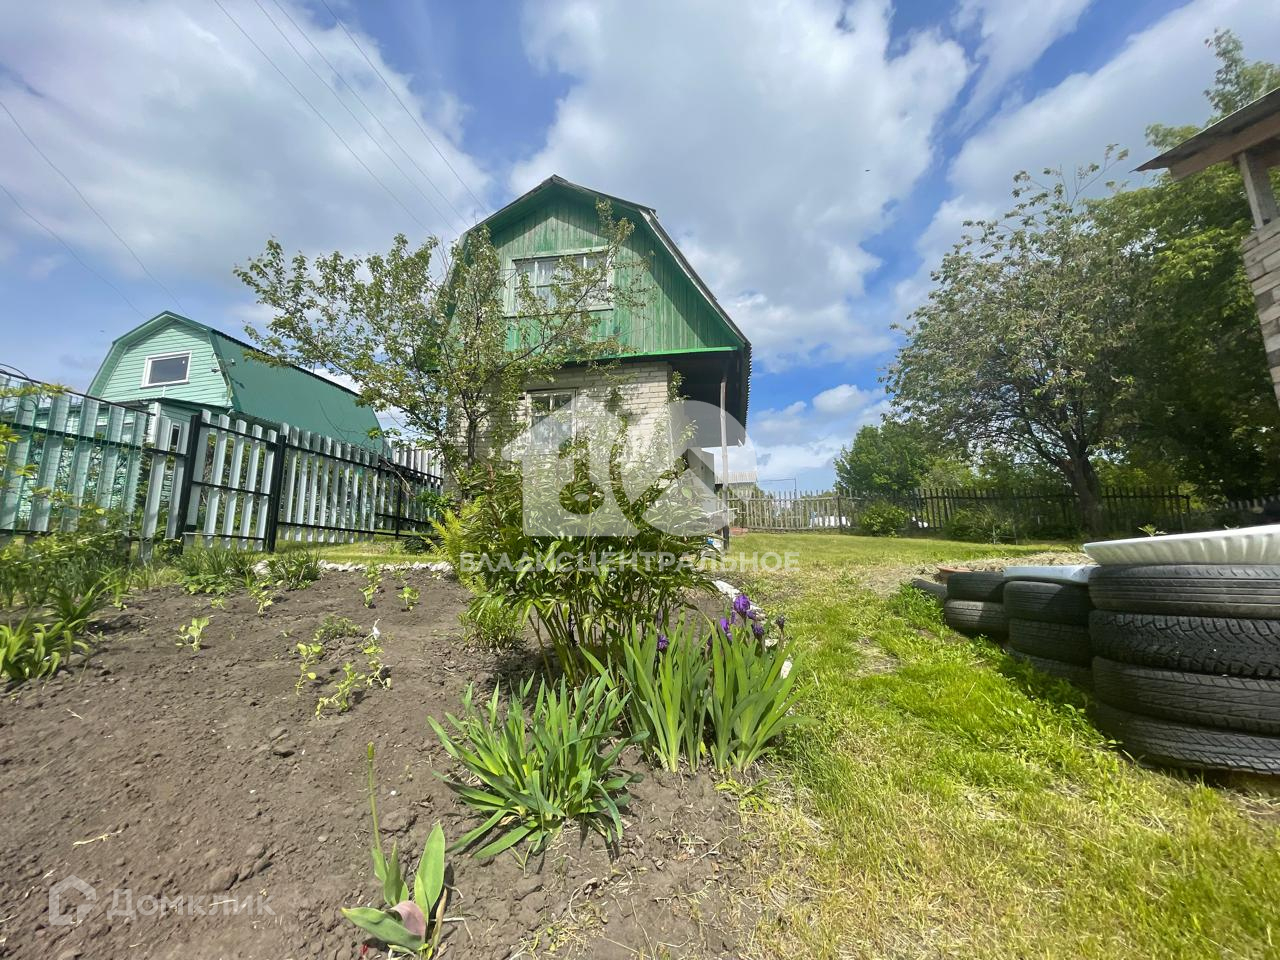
xmin=513 ymin=252 xmax=609 ymax=311
xmin=142 ymin=352 xmax=191 ymax=387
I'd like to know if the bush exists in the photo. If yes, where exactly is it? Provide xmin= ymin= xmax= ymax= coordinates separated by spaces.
xmin=858 ymin=501 xmax=910 ymax=537
xmin=942 ymin=507 xmax=1014 ymax=543
xmin=429 ymin=675 xmax=640 ymax=857
xmin=462 ymin=593 xmax=525 ymax=651
xmin=177 ymin=546 xmax=260 ymax=595
xmin=1 ymin=616 xmax=90 ymax=682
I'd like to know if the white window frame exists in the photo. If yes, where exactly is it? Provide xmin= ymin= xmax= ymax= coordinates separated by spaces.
xmin=527 ymin=388 xmax=576 ymax=447
xmin=510 ymin=249 xmax=611 ymax=313
xmin=141 ymin=351 xmax=192 ymax=387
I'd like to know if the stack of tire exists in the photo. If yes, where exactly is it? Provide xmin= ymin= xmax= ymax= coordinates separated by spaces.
xmin=1004 ymin=577 xmax=1094 ymax=686
xmin=943 ymin=572 xmax=1008 ymax=641
xmin=1088 ymin=564 xmax=1280 ymax=775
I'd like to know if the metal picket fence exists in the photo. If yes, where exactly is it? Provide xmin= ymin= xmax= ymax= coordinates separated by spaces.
xmin=0 ymin=374 xmax=443 ymax=549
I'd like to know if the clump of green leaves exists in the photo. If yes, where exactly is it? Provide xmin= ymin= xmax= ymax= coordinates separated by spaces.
xmin=295 ymin=640 xmax=323 ymax=693
xmin=361 ymin=565 xmax=384 ymax=608
xmin=176 ymin=616 xmax=210 ymax=652
xmin=315 ymin=614 xmax=362 ymax=642
xmin=248 ymin=579 xmax=276 ymax=616
xmin=398 ymin=584 xmax=420 ymax=612
xmin=589 ymin=616 xmax=709 ymax=772
xmin=707 ymin=614 xmax=803 ymax=772
xmin=178 ymin=547 xmax=260 ymax=596
xmin=267 ymin=550 xmax=322 ymax=590
xmin=461 ymin=594 xmax=524 ymax=651
xmin=0 ymin=617 xmax=88 ymax=682
xmin=429 ymin=675 xmax=640 ymax=857
xmin=343 ymin=743 xmax=448 ymax=956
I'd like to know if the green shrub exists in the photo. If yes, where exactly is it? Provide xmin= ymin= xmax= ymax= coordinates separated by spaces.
xmin=429 ymin=675 xmax=640 ymax=857
xmin=858 ymin=501 xmax=910 ymax=537
xmin=266 ymin=551 xmax=321 ymax=590
xmin=942 ymin=507 xmax=1014 ymax=543
xmin=590 ymin=615 xmax=709 ymax=772
xmin=400 ymin=534 xmax=431 ymax=555
xmin=0 ymin=616 xmax=88 ymax=682
xmin=314 ymin=614 xmax=363 ymax=642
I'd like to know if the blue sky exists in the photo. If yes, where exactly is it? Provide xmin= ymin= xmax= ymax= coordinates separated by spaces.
xmin=2 ymin=0 xmax=1278 ymax=490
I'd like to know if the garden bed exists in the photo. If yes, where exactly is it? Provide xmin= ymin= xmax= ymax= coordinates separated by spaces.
xmin=0 ymin=572 xmax=750 ymax=960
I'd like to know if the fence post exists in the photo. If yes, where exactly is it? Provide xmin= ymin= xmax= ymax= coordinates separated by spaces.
xmin=393 ymin=474 xmax=404 ymax=539
xmin=264 ymin=428 xmax=289 ymax=553
xmin=173 ymin=412 xmax=205 ymax=549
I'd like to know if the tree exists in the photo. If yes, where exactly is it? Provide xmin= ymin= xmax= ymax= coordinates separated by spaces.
xmin=833 ymin=419 xmax=962 ymax=495
xmin=1091 ymin=30 xmax=1280 ymax=498
xmin=889 ymin=152 xmax=1149 ymax=534
xmin=235 ymin=202 xmax=642 ymax=487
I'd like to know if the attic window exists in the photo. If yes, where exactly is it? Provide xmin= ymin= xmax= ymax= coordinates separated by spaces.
xmin=514 ymin=252 xmax=609 ymax=310
xmin=142 ymin=352 xmax=191 ymax=387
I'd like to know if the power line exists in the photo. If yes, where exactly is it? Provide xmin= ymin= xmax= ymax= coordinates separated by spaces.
xmin=265 ymin=0 xmax=471 ymax=235
xmin=252 ymin=0 xmax=467 ymax=237
xmin=0 ymin=178 xmax=145 ymax=317
xmin=212 ymin=0 xmax=435 ymax=236
xmin=0 ymin=98 xmax=185 ymax=309
xmin=315 ymin=0 xmax=487 ymax=222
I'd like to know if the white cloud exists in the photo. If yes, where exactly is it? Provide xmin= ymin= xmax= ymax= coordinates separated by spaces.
xmin=512 ymin=0 xmax=969 ymax=371
xmin=953 ymin=0 xmax=1092 ymax=127
xmin=0 ymin=0 xmax=489 ymax=292
xmin=905 ymin=0 xmax=1280 ymax=318
xmin=749 ymin=382 xmax=890 ymax=485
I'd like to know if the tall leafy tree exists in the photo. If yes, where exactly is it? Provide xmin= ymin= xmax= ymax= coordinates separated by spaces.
xmin=889 ymin=152 xmax=1148 ymax=534
xmin=1092 ymin=30 xmax=1280 ymax=497
xmin=236 ymin=203 xmax=641 ymax=487
xmin=833 ymin=419 xmax=962 ymax=495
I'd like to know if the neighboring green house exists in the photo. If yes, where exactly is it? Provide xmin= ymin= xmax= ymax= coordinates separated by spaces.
xmin=469 ymin=175 xmax=751 ymax=453
xmin=88 ymin=311 xmax=382 ymax=450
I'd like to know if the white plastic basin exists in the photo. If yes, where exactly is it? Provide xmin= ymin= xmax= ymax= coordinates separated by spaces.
xmin=1002 ymin=564 xmax=1096 ymax=585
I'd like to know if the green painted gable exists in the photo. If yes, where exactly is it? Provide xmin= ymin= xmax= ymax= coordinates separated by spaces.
xmin=89 ymin=312 xmax=382 ymax=450
xmin=471 ymin=176 xmax=751 ymax=425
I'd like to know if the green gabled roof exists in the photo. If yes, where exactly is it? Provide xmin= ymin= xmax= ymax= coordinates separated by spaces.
xmin=466 ymin=175 xmax=752 ymax=426
xmin=92 ymin=312 xmax=382 ymax=450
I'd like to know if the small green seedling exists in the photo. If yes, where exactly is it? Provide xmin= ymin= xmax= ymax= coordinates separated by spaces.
xmin=398 ymin=584 xmax=419 ymax=612
xmin=296 ymin=641 xmax=324 ymax=694
xmin=316 ymin=662 xmax=361 ymax=717
xmin=249 ymin=579 xmax=276 ymax=616
xmin=361 ymin=565 xmax=383 ymax=608
xmin=176 ymin=616 xmax=210 ymax=651
xmin=208 ymin=596 xmax=226 ymax=610
xmin=343 ymin=743 xmax=448 ymax=956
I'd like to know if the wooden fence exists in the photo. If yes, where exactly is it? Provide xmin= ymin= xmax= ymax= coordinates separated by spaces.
xmin=729 ymin=485 xmax=1196 ymax=539
xmin=0 ymin=375 xmax=444 ymax=549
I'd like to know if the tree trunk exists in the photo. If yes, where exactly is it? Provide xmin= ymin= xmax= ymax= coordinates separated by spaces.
xmin=1062 ymin=453 xmax=1105 ymax=536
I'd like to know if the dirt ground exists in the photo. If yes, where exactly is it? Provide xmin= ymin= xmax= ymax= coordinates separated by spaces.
xmin=0 ymin=572 xmax=751 ymax=960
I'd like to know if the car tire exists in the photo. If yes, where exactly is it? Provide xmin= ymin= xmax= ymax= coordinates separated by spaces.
xmin=910 ymin=578 xmax=947 ymax=602
xmin=1004 ymin=580 xmax=1092 ymax=625
xmin=1092 ymin=658 xmax=1280 ymax=734
xmin=1007 ymin=618 xmax=1091 ymax=665
xmin=944 ymin=599 xmax=1007 ymax=638
xmin=1008 ymin=650 xmax=1092 ymax=686
xmin=1092 ymin=701 xmax=1280 ymax=775
xmin=1089 ymin=610 xmax=1280 ymax=679
xmin=946 ymin=572 xmax=1006 ymax=602
xmin=1089 ymin=564 xmax=1280 ymax=619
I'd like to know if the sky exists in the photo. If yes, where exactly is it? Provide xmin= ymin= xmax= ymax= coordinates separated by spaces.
xmin=2 ymin=0 xmax=1279 ymax=491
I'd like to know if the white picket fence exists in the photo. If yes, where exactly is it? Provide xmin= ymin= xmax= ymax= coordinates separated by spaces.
xmin=1 ymin=375 xmax=443 ymax=548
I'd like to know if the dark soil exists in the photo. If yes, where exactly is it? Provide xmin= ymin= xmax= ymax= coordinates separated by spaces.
xmin=0 ymin=572 xmax=751 ymax=960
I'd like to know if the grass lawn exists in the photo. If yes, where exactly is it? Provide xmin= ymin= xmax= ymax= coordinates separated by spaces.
xmin=732 ymin=533 xmax=1279 ymax=959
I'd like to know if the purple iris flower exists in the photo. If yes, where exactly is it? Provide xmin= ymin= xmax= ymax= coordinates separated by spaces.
xmin=752 ymin=620 xmax=765 ymax=640
xmin=718 ymin=617 xmax=732 ymax=639
xmin=657 ymin=632 xmax=669 ymax=652
xmin=732 ymin=593 xmax=752 ymax=618
xmin=775 ymin=614 xmax=787 ymax=633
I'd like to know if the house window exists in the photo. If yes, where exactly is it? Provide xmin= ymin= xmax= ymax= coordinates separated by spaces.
xmin=142 ymin=352 xmax=191 ymax=387
xmin=528 ymin=389 xmax=575 ymax=448
xmin=514 ymin=252 xmax=608 ymax=310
